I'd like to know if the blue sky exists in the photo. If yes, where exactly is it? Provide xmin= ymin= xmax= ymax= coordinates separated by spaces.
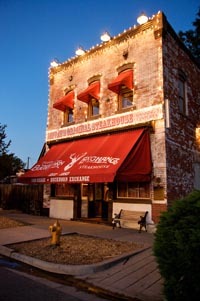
xmin=0 ymin=0 xmax=199 ymax=168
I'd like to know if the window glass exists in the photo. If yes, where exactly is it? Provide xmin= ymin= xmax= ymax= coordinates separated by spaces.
xmin=82 ymin=184 xmax=89 ymax=200
xmin=91 ymin=98 xmax=99 ymax=115
xmin=139 ymin=183 xmax=150 ymax=198
xmin=64 ymin=108 xmax=73 ymax=124
xmin=178 ymin=73 xmax=187 ymax=115
xmin=117 ymin=182 xmax=127 ymax=197
xmin=68 ymin=109 xmax=73 ymax=122
xmin=55 ymin=184 xmax=74 ymax=197
xmin=117 ymin=182 xmax=150 ymax=199
xmin=194 ymin=163 xmax=200 ymax=190
xmin=118 ymin=86 xmax=133 ymax=111
xmin=87 ymin=97 xmax=99 ymax=118
xmin=122 ymin=96 xmax=133 ymax=108
xmin=128 ymin=183 xmax=138 ymax=197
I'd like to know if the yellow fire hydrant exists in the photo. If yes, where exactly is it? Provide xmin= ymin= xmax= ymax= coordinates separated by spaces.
xmin=49 ymin=220 xmax=62 ymax=246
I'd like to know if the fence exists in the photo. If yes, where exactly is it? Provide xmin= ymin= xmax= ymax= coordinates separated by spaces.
xmin=0 ymin=184 xmax=44 ymax=215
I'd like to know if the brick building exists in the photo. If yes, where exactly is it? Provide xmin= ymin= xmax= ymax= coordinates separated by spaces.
xmin=21 ymin=11 xmax=200 ymax=225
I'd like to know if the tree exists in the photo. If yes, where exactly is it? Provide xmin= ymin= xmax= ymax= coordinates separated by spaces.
xmin=178 ymin=7 xmax=200 ymax=62
xmin=0 ymin=123 xmax=25 ymax=182
xmin=0 ymin=123 xmax=11 ymax=155
xmin=153 ymin=190 xmax=200 ymax=300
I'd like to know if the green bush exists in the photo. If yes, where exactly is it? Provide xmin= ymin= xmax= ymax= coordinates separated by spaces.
xmin=153 ymin=190 xmax=200 ymax=301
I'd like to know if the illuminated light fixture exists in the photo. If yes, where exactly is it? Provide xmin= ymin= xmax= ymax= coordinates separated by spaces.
xmin=50 ymin=59 xmax=59 ymax=67
xmin=196 ymin=127 xmax=200 ymax=144
xmin=100 ymin=31 xmax=111 ymax=42
xmin=137 ymin=12 xmax=148 ymax=25
xmin=75 ymin=46 xmax=85 ymax=56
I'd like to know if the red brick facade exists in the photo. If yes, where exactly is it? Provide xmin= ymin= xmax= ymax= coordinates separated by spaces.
xmin=44 ymin=12 xmax=200 ymax=224
xmin=152 ymin=203 xmax=167 ymax=224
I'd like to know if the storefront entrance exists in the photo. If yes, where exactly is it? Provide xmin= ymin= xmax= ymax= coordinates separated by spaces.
xmin=81 ymin=183 xmax=108 ymax=219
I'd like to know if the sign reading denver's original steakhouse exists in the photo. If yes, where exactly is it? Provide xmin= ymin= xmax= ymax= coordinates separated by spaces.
xmin=46 ymin=104 xmax=163 ymax=142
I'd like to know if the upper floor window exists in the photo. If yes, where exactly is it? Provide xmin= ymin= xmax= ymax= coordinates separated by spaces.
xmin=77 ymin=81 xmax=100 ymax=120
xmin=178 ymin=71 xmax=187 ymax=115
xmin=194 ymin=162 xmax=200 ymax=190
xmin=64 ymin=107 xmax=73 ymax=124
xmin=118 ymin=86 xmax=134 ymax=111
xmin=53 ymin=90 xmax=74 ymax=125
xmin=88 ymin=97 xmax=99 ymax=117
xmin=108 ymin=69 xmax=134 ymax=112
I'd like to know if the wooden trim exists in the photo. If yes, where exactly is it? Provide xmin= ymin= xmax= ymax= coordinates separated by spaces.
xmin=113 ymin=198 xmax=152 ymax=204
xmin=51 ymin=196 xmax=74 ymax=200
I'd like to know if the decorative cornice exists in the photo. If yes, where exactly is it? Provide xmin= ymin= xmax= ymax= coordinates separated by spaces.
xmin=49 ymin=13 xmax=160 ymax=76
xmin=64 ymin=85 xmax=76 ymax=94
xmin=117 ymin=63 xmax=134 ymax=74
xmin=49 ymin=11 xmax=199 ymax=77
xmin=88 ymin=74 xmax=102 ymax=85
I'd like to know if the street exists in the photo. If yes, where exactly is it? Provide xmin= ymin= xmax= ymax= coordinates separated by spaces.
xmin=0 ymin=257 xmax=112 ymax=301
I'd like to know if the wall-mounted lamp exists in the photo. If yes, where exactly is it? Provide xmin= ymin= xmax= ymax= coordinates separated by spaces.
xmin=153 ymin=176 xmax=163 ymax=188
xmin=196 ymin=126 xmax=200 ymax=145
xmin=137 ymin=12 xmax=148 ymax=25
xmin=75 ymin=46 xmax=85 ymax=56
xmin=50 ymin=59 xmax=59 ymax=67
xmin=100 ymin=31 xmax=111 ymax=42
xmin=123 ymin=50 xmax=129 ymax=60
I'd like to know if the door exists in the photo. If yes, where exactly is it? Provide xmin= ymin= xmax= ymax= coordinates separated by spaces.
xmin=81 ymin=183 xmax=106 ymax=218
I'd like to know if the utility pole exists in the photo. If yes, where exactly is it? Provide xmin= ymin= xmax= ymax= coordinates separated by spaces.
xmin=27 ymin=157 xmax=30 ymax=169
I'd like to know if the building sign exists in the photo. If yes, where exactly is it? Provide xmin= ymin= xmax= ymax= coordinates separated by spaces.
xmin=46 ymin=104 xmax=163 ymax=142
xmin=20 ymin=128 xmax=148 ymax=184
xmin=28 ymin=152 xmax=120 ymax=184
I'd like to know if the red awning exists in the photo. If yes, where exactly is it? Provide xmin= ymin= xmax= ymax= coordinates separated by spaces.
xmin=116 ymin=129 xmax=152 ymax=182
xmin=77 ymin=81 xmax=100 ymax=103
xmin=108 ymin=69 xmax=133 ymax=94
xmin=53 ymin=91 xmax=74 ymax=111
xmin=19 ymin=129 xmax=152 ymax=184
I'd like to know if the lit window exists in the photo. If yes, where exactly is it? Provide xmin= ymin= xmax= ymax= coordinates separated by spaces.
xmin=117 ymin=182 xmax=150 ymax=199
xmin=178 ymin=72 xmax=187 ymax=115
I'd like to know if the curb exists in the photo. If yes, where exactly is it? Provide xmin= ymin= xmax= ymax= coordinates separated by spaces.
xmin=0 ymin=244 xmax=150 ymax=276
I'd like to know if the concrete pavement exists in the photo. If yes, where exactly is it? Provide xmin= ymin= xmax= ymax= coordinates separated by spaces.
xmin=0 ymin=211 xmax=164 ymax=301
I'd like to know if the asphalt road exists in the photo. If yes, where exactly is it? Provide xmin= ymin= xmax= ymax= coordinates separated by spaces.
xmin=0 ymin=257 xmax=111 ymax=301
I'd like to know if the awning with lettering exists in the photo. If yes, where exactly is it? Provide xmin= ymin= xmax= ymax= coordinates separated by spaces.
xmin=19 ymin=128 xmax=151 ymax=184
xmin=53 ymin=91 xmax=74 ymax=111
xmin=77 ymin=81 xmax=100 ymax=103
xmin=108 ymin=69 xmax=133 ymax=94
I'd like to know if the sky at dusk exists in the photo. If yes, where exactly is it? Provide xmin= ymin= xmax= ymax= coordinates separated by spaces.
xmin=0 ymin=0 xmax=199 ymax=168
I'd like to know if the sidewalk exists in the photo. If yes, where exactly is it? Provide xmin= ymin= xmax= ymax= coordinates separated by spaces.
xmin=0 ymin=211 xmax=164 ymax=301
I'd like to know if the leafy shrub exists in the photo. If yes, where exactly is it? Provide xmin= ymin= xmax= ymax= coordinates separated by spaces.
xmin=153 ymin=190 xmax=200 ymax=301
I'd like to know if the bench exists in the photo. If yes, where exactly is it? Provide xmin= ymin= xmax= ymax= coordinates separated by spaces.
xmin=112 ymin=209 xmax=148 ymax=233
